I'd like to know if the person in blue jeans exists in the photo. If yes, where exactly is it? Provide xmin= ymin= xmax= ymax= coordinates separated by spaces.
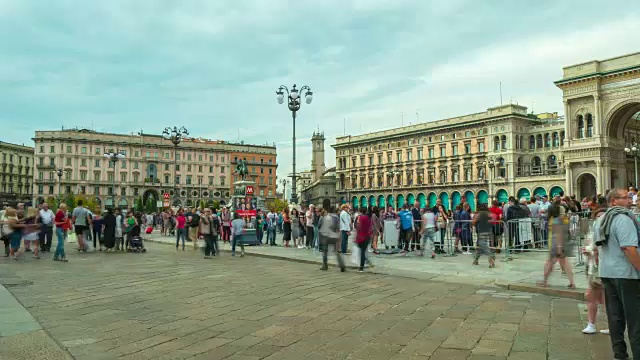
xmin=339 ymin=204 xmax=352 ymax=254
xmin=231 ymin=212 xmax=246 ymax=257
xmin=53 ymin=204 xmax=69 ymax=262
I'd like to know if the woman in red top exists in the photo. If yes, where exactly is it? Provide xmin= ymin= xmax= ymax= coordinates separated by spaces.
xmin=175 ymin=210 xmax=187 ymax=251
xmin=488 ymin=200 xmax=503 ymax=252
xmin=355 ymin=207 xmax=373 ymax=272
xmin=53 ymin=204 xmax=68 ymax=262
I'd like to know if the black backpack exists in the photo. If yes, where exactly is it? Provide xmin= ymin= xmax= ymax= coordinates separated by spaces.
xmin=190 ymin=213 xmax=200 ymax=227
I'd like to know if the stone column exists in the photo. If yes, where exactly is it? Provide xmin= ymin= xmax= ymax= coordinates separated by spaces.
xmin=594 ymin=94 xmax=601 ymax=136
xmin=563 ymin=99 xmax=572 ymax=144
xmin=595 ymin=160 xmax=605 ymax=195
xmin=565 ymin=162 xmax=573 ymax=196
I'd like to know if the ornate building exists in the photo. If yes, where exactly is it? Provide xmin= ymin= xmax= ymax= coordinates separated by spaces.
xmin=333 ymin=52 xmax=640 ymax=210
xmin=300 ymin=131 xmax=337 ymax=208
xmin=32 ymin=129 xmax=277 ymax=209
xmin=0 ymin=141 xmax=34 ymax=207
xmin=229 ymin=143 xmax=278 ymax=199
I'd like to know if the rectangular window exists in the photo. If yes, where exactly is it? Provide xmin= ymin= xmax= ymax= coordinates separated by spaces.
xmin=165 ymin=152 xmax=170 ymax=159
xmin=220 ymin=177 xmax=225 ymax=186
xmin=464 ymin=143 xmax=471 ymax=154
xmin=94 ymin=171 xmax=100 ymax=181
xmin=387 ymin=152 xmax=392 ymax=163
xmin=38 ymin=171 xmax=43 ymax=180
xmin=406 ymin=150 xmax=413 ymax=161
xmin=198 ymin=165 xmax=202 ymax=172
xmin=81 ymin=147 xmax=87 ymax=154
xmin=107 ymin=173 xmax=114 ymax=182
xmin=164 ymin=175 xmax=169 ymax=184
xmin=164 ymin=164 xmax=169 ymax=171
xmin=80 ymin=171 xmax=87 ymax=180
xmin=121 ymin=187 xmax=126 ymax=196
xmin=428 ymin=148 xmax=434 ymax=158
xmin=199 ymin=155 xmax=203 ymax=161
xmin=49 ymin=158 xmax=55 ymax=166
xmin=81 ymin=159 xmax=87 ymax=166
xmin=39 ymin=145 xmax=44 ymax=153
xmin=187 ymin=165 xmax=192 ymax=172
xmin=38 ymin=185 xmax=43 ymax=194
xmin=478 ymin=141 xmax=485 ymax=153
xmin=188 ymin=154 xmax=192 ymax=161
xmin=269 ymin=168 xmax=272 ymax=174
xmin=417 ymin=148 xmax=423 ymax=160
xmin=94 ymin=159 xmax=100 ymax=167
xmin=133 ymin=174 xmax=139 ymax=183
xmin=133 ymin=188 xmax=139 ymax=196
xmin=359 ymin=156 xmax=364 ymax=166
xmin=175 ymin=175 xmax=181 ymax=184
xmin=64 ymin=158 xmax=70 ymax=166
xmin=176 ymin=164 xmax=180 ymax=171
xmin=176 ymin=153 xmax=181 ymax=161
xmin=121 ymin=160 xmax=126 ymax=169
xmin=186 ymin=176 xmax=192 ymax=185
xmin=452 ymin=144 xmax=458 ymax=156
xmin=440 ymin=146 xmax=446 ymax=157
xmin=220 ymin=166 xmax=225 ymax=173
xmin=135 ymin=151 xmax=139 ymax=157
xmin=209 ymin=176 xmax=214 ymax=185
xmin=50 ymin=146 xmax=55 ymax=153
xmin=121 ymin=173 xmax=126 ymax=182
xmin=134 ymin=161 xmax=139 ymax=169
xmin=209 ymin=166 xmax=213 ymax=173
xmin=396 ymin=151 xmax=402 ymax=162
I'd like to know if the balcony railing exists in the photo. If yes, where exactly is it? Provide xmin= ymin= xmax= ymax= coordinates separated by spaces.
xmin=36 ymin=164 xmax=56 ymax=170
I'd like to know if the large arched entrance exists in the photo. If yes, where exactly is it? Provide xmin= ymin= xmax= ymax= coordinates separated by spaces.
xmin=142 ymin=189 xmax=159 ymax=210
xmin=577 ymin=173 xmax=597 ymax=199
xmin=606 ymin=102 xmax=640 ymax=189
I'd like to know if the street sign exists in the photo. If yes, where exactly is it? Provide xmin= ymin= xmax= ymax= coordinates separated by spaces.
xmin=163 ymin=192 xmax=170 ymax=200
xmin=163 ymin=200 xmax=170 ymax=208
xmin=245 ymin=186 xmax=254 ymax=196
xmin=156 ymin=200 xmax=162 ymax=208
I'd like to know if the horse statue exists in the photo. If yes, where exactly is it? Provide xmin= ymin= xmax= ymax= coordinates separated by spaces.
xmin=235 ymin=159 xmax=249 ymax=180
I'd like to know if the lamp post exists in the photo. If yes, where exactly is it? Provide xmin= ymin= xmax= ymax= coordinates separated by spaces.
xmin=276 ymin=84 xmax=313 ymax=205
xmin=56 ymin=168 xmax=63 ymax=207
xmin=625 ymin=142 xmax=640 ymax=188
xmin=487 ymin=158 xmax=495 ymax=201
xmin=387 ymin=169 xmax=402 ymax=211
xmin=280 ymin=178 xmax=288 ymax=202
xmin=104 ymin=151 xmax=125 ymax=209
xmin=162 ymin=126 xmax=189 ymax=205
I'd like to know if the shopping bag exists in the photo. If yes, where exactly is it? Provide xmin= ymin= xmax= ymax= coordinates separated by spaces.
xmin=350 ymin=243 xmax=360 ymax=265
xmin=67 ymin=232 xmax=77 ymax=244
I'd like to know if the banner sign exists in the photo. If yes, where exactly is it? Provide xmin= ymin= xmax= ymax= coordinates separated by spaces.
xmin=235 ymin=209 xmax=257 ymax=218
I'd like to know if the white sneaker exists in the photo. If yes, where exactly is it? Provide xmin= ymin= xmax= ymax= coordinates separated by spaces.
xmin=582 ymin=324 xmax=596 ymax=334
xmin=599 ymin=329 xmax=609 ymax=335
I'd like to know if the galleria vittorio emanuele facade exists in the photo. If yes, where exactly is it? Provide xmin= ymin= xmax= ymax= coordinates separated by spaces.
xmin=333 ymin=52 xmax=640 ymax=210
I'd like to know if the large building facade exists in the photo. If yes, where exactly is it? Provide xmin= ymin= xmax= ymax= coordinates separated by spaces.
xmin=229 ymin=144 xmax=278 ymax=199
xmin=0 ymin=141 xmax=34 ymax=207
xmin=333 ymin=52 xmax=640 ymax=210
xmin=32 ymin=129 xmax=277 ymax=209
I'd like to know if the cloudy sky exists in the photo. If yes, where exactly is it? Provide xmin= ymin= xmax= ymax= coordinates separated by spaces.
xmin=1 ymin=0 xmax=639 ymax=188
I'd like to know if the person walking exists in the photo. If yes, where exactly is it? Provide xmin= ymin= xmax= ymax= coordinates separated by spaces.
xmin=291 ymin=209 xmax=301 ymax=248
xmin=593 ymin=188 xmax=640 ymax=360
xmin=355 ymin=207 xmax=373 ymax=272
xmin=115 ymin=209 xmax=124 ymax=251
xmin=472 ymin=203 xmax=495 ymax=268
xmin=38 ymin=203 xmax=55 ymax=252
xmin=582 ymin=196 xmax=608 ymax=335
xmin=231 ymin=212 xmax=246 ymax=257
xmin=23 ymin=208 xmax=41 ymax=259
xmin=420 ymin=206 xmax=438 ymax=259
xmin=187 ymin=209 xmax=200 ymax=250
xmin=102 ymin=208 xmax=116 ymax=252
xmin=318 ymin=203 xmax=345 ymax=272
xmin=398 ymin=205 xmax=414 ymax=255
xmin=305 ymin=205 xmax=315 ymax=249
xmin=371 ymin=207 xmax=382 ymax=254
xmin=52 ymin=204 xmax=68 ymax=262
xmin=537 ymin=197 xmax=575 ymax=289
xmin=220 ymin=208 xmax=231 ymax=244
xmin=266 ymin=209 xmax=277 ymax=246
xmin=92 ymin=211 xmax=103 ymax=251
xmin=71 ymin=200 xmax=91 ymax=252
xmin=175 ymin=210 xmax=187 ymax=251
xmin=339 ymin=204 xmax=352 ymax=254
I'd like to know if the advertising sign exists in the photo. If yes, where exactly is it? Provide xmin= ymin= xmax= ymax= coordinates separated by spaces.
xmin=235 ymin=209 xmax=257 ymax=218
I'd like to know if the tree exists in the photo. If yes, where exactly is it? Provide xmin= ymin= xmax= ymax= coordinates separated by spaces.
xmin=74 ymin=195 xmax=98 ymax=213
xmin=199 ymin=199 xmax=206 ymax=210
xmin=145 ymin=198 xmax=156 ymax=213
xmin=266 ymin=198 xmax=288 ymax=212
xmin=46 ymin=197 xmax=58 ymax=210
xmin=64 ymin=193 xmax=76 ymax=210
xmin=211 ymin=200 xmax=220 ymax=211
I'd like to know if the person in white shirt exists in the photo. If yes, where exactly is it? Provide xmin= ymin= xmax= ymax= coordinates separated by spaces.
xmin=339 ymin=204 xmax=352 ymax=254
xmin=420 ymin=207 xmax=438 ymax=258
xmin=39 ymin=203 xmax=55 ymax=252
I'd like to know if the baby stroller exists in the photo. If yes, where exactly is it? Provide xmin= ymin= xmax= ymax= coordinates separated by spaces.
xmin=128 ymin=236 xmax=147 ymax=253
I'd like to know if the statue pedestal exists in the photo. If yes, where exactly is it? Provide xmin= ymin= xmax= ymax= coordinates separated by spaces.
xmin=229 ymin=179 xmax=259 ymax=245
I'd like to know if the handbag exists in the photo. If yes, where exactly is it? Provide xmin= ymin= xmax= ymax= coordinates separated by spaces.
xmin=67 ymin=232 xmax=77 ymax=244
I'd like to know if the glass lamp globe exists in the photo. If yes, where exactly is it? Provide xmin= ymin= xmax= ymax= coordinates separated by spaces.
xmin=305 ymin=92 xmax=313 ymax=104
xmin=290 ymin=89 xmax=299 ymax=100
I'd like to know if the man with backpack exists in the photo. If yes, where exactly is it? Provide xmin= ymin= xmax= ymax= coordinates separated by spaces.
xmin=594 ymin=188 xmax=640 ymax=360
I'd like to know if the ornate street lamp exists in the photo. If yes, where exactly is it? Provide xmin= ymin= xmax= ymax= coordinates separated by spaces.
xmin=487 ymin=158 xmax=495 ymax=200
xmin=276 ymin=84 xmax=313 ymax=204
xmin=56 ymin=168 xmax=63 ymax=206
xmin=625 ymin=142 xmax=640 ymax=188
xmin=104 ymin=151 xmax=125 ymax=209
xmin=280 ymin=178 xmax=288 ymax=201
xmin=162 ymin=126 xmax=189 ymax=203
xmin=387 ymin=169 xmax=402 ymax=211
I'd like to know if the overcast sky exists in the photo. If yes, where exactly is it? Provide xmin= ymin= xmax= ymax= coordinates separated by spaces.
xmin=1 ymin=1 xmax=639 ymax=189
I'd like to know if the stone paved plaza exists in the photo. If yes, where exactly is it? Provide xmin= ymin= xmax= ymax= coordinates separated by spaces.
xmin=0 ymin=242 xmax=615 ymax=360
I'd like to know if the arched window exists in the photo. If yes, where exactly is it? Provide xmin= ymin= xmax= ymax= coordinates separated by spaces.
xmin=544 ymin=133 xmax=550 ymax=148
xmin=516 ymin=157 xmax=523 ymax=176
xmin=478 ymin=167 xmax=486 ymax=180
xmin=547 ymin=155 xmax=558 ymax=174
xmin=531 ymin=156 xmax=541 ymax=175
xmin=465 ymin=168 xmax=472 ymax=181
xmin=494 ymin=136 xmax=500 ymax=151
xmin=529 ymin=135 xmax=535 ymax=149
xmin=586 ymin=113 xmax=593 ymax=137
xmin=518 ymin=135 xmax=524 ymax=150
xmin=497 ymin=158 xmax=506 ymax=178
xmin=377 ymin=175 xmax=383 ymax=187
xmin=552 ymin=132 xmax=559 ymax=147
xmin=536 ymin=134 xmax=543 ymax=148
xmin=560 ymin=131 xmax=565 ymax=146
xmin=452 ymin=169 xmax=459 ymax=182
xmin=439 ymin=170 xmax=447 ymax=183
xmin=339 ymin=174 xmax=345 ymax=189
xmin=577 ymin=115 xmax=584 ymax=138
xmin=501 ymin=135 xmax=507 ymax=150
